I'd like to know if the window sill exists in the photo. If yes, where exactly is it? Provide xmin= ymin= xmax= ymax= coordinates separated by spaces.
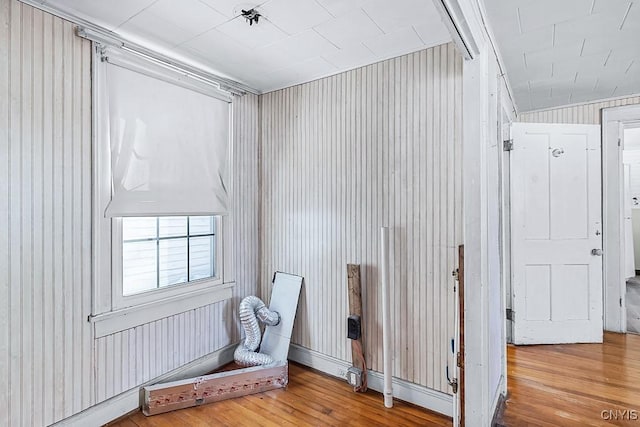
xmin=90 ymin=282 xmax=234 ymax=338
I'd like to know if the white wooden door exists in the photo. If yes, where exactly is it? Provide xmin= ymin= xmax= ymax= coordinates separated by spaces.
xmin=511 ymin=123 xmax=603 ymax=344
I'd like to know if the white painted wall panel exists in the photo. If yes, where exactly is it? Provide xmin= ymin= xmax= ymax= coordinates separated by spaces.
xmin=259 ymin=44 xmax=462 ymax=393
xmin=486 ymin=56 xmax=504 ymax=408
xmin=519 ymin=95 xmax=640 ymax=124
xmin=95 ymin=93 xmax=260 ymax=400
xmin=0 ymin=1 xmax=260 ymax=420
xmin=0 ymin=1 xmax=92 ymax=424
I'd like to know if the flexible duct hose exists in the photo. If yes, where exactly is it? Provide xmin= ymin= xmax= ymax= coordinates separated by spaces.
xmin=234 ymin=296 xmax=280 ymax=367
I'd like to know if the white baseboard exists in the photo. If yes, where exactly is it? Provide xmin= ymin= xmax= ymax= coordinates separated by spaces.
xmin=52 ymin=343 xmax=236 ymax=427
xmin=288 ymin=344 xmax=453 ymax=417
xmin=490 ymin=374 xmax=506 ymax=421
xmin=55 ymin=343 xmax=453 ymax=425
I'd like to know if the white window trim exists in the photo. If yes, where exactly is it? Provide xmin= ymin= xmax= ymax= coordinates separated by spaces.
xmin=92 ymin=282 xmax=234 ymax=338
xmin=111 ymin=216 xmax=225 ymax=310
xmin=90 ymin=44 xmax=235 ymax=338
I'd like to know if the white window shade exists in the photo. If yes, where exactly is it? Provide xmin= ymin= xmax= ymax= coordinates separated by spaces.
xmin=104 ymin=59 xmax=231 ymax=217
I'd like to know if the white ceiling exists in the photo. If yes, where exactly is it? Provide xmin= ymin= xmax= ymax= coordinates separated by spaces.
xmin=484 ymin=0 xmax=640 ymax=112
xmin=41 ymin=0 xmax=451 ymax=92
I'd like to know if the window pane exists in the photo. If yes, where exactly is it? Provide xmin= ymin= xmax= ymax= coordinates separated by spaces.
xmin=189 ymin=216 xmax=214 ymax=235
xmin=122 ymin=216 xmax=218 ymax=298
xmin=189 ymin=235 xmax=214 ymax=281
xmin=158 ymin=216 xmax=187 ymax=238
xmin=122 ymin=217 xmax=157 ymax=241
xmin=159 ymin=238 xmax=187 ymax=287
xmin=123 ymin=240 xmax=157 ymax=295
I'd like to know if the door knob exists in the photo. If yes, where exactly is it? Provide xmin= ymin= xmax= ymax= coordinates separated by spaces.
xmin=591 ymin=249 xmax=603 ymax=256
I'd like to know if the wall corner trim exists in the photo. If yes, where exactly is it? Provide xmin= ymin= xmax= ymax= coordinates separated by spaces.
xmin=288 ymin=344 xmax=454 ymax=418
xmin=51 ymin=344 xmax=236 ymax=427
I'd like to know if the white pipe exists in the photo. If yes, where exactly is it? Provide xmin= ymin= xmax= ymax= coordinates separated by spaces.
xmin=452 ymin=272 xmax=460 ymax=425
xmin=380 ymin=227 xmax=393 ymax=408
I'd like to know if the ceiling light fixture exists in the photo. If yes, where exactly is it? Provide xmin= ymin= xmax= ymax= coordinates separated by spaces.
xmin=241 ymin=9 xmax=261 ymax=26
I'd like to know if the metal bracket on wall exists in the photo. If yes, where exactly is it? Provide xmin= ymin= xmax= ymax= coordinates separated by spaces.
xmin=445 ymin=365 xmax=458 ymax=394
xmin=506 ymin=308 xmax=515 ymax=321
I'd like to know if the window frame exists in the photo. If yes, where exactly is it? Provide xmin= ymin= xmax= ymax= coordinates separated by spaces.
xmin=90 ymin=44 xmax=235 ymax=338
xmin=112 ymin=215 xmax=224 ymax=310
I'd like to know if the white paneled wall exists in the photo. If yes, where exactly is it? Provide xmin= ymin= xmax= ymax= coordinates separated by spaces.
xmin=0 ymin=0 xmax=260 ymax=422
xmin=519 ymin=95 xmax=640 ymax=124
xmin=260 ymin=44 xmax=463 ymax=393
xmin=95 ymin=93 xmax=260 ymax=400
xmin=94 ymin=304 xmax=230 ymax=401
xmin=231 ymin=93 xmax=261 ymax=315
xmin=0 ymin=1 xmax=92 ymax=425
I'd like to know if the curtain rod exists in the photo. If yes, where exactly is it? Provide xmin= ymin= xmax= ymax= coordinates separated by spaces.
xmin=17 ymin=0 xmax=259 ymax=96
xmin=76 ymin=27 xmax=258 ymax=97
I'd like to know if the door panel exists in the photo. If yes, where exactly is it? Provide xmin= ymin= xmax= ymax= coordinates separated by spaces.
xmin=552 ymin=264 xmax=589 ymax=321
xmin=524 ymin=265 xmax=550 ymax=321
xmin=511 ymin=123 xmax=603 ymax=344
xmin=550 ymin=134 xmax=589 ymax=240
xmin=523 ymin=134 xmax=550 ymax=240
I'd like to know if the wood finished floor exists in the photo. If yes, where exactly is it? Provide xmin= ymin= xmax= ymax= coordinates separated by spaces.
xmin=110 ymin=332 xmax=640 ymax=427
xmin=500 ymin=332 xmax=640 ymax=427
xmin=109 ymin=362 xmax=452 ymax=427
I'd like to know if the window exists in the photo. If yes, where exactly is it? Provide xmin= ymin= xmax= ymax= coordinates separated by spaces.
xmin=109 ymin=213 xmax=226 ymax=314
xmin=122 ymin=216 xmax=217 ymax=296
xmin=90 ymin=45 xmax=235 ymax=338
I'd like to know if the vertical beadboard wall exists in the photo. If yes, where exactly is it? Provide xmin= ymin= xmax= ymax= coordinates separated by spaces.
xmin=0 ymin=1 xmax=93 ymax=425
xmin=0 ymin=0 xmax=261 ymax=421
xmin=259 ymin=43 xmax=463 ymax=393
xmin=94 ymin=93 xmax=260 ymax=401
xmin=518 ymin=95 xmax=640 ymax=124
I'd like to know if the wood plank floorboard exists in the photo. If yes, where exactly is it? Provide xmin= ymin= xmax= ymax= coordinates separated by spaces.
xmin=500 ymin=332 xmax=640 ymax=427
xmin=109 ymin=362 xmax=452 ymax=426
xmin=109 ymin=332 xmax=640 ymax=426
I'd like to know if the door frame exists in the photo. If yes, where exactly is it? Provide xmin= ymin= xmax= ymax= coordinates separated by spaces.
xmin=500 ymin=111 xmax=512 ymax=345
xmin=603 ymin=105 xmax=640 ymax=332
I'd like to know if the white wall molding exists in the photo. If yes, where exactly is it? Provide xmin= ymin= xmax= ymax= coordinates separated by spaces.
xmin=52 ymin=344 xmax=236 ymax=426
xmin=519 ymin=95 xmax=640 ymax=125
xmin=433 ymin=0 xmax=480 ymax=60
xmin=288 ymin=344 xmax=453 ymax=418
xmin=490 ymin=374 xmax=506 ymax=421
xmin=91 ymin=283 xmax=233 ymax=338
xmin=58 ymin=342 xmax=454 ymax=425
xmin=520 ymin=93 xmax=640 ymax=116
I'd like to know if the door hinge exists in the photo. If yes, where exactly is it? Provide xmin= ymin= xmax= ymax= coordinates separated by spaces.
xmin=456 ymin=352 xmax=462 ymax=368
xmin=618 ymin=138 xmax=622 ymax=147
xmin=452 ymin=268 xmax=459 ymax=281
xmin=506 ymin=308 xmax=515 ymax=321
xmin=620 ymin=298 xmax=623 ymax=307
xmin=446 ymin=366 xmax=458 ymax=393
xmin=503 ymin=139 xmax=514 ymax=151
